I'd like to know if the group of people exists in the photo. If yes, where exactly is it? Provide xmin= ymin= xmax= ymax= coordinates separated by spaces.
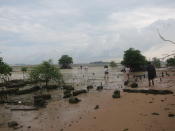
xmin=124 ymin=62 xmax=157 ymax=87
xmin=105 ymin=62 xmax=157 ymax=87
xmin=80 ymin=62 xmax=158 ymax=87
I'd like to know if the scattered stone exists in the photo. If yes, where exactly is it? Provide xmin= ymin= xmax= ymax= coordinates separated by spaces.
xmin=63 ymin=93 xmax=72 ymax=98
xmin=93 ymin=117 xmax=96 ymax=119
xmin=63 ymin=85 xmax=74 ymax=90
xmin=8 ymin=121 xmax=18 ymax=128
xmin=60 ymin=129 xmax=64 ymax=131
xmin=64 ymin=90 xmax=71 ymax=94
xmin=123 ymin=89 xmax=173 ymax=95
xmin=11 ymin=108 xmax=38 ymax=111
xmin=124 ymin=80 xmax=129 ymax=86
xmin=42 ymin=85 xmax=60 ymax=90
xmin=34 ymin=117 xmax=38 ymax=119
xmin=69 ymin=97 xmax=81 ymax=104
xmin=87 ymin=85 xmax=93 ymax=90
xmin=63 ymin=90 xmax=72 ymax=98
xmin=123 ymin=128 xmax=129 ymax=131
xmin=94 ymin=105 xmax=99 ymax=110
xmin=149 ymin=101 xmax=153 ymax=103
xmin=152 ymin=112 xmax=160 ymax=115
xmin=112 ymin=90 xmax=120 ymax=98
xmin=16 ymin=86 xmax=40 ymax=95
xmin=130 ymin=82 xmax=138 ymax=88
xmin=164 ymin=108 xmax=170 ymax=111
xmin=28 ymin=126 xmax=31 ymax=128
xmin=6 ymin=79 xmax=26 ymax=88
xmin=168 ymin=113 xmax=175 ymax=118
xmin=97 ymin=86 xmax=103 ymax=91
xmin=34 ymin=97 xmax=46 ymax=107
xmin=34 ymin=94 xmax=51 ymax=100
xmin=73 ymin=89 xmax=87 ymax=96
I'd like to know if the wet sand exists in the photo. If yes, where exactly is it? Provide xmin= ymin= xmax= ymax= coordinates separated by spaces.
xmin=0 ymin=68 xmax=175 ymax=131
xmin=65 ymin=73 xmax=175 ymax=131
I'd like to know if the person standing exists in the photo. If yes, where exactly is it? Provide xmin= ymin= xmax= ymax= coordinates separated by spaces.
xmin=104 ymin=65 xmax=109 ymax=80
xmin=125 ymin=66 xmax=130 ymax=80
xmin=147 ymin=62 xmax=156 ymax=87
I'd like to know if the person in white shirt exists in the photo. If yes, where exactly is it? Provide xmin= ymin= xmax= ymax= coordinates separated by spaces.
xmin=125 ymin=66 xmax=130 ymax=80
xmin=104 ymin=65 xmax=109 ymax=80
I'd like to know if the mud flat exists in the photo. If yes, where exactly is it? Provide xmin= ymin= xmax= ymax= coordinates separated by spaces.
xmin=0 ymin=67 xmax=175 ymax=131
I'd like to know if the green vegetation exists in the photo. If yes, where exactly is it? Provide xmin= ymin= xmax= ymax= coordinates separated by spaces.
xmin=30 ymin=59 xmax=62 ymax=86
xmin=152 ymin=57 xmax=161 ymax=68
xmin=58 ymin=55 xmax=73 ymax=69
xmin=0 ymin=57 xmax=12 ymax=82
xmin=166 ymin=57 xmax=175 ymax=66
xmin=121 ymin=48 xmax=147 ymax=71
xmin=110 ymin=61 xmax=117 ymax=67
xmin=21 ymin=67 xmax=28 ymax=80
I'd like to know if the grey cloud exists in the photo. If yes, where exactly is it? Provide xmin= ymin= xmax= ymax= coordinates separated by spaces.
xmin=0 ymin=0 xmax=175 ymax=64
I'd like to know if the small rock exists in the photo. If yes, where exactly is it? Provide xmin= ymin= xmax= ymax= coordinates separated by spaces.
xmin=130 ymin=82 xmax=138 ymax=88
xmin=8 ymin=121 xmax=18 ymax=128
xmin=94 ymin=105 xmax=99 ymax=110
xmin=123 ymin=128 xmax=129 ymax=131
xmin=112 ymin=90 xmax=120 ymax=98
xmin=168 ymin=113 xmax=175 ymax=117
xmin=87 ymin=85 xmax=93 ymax=90
xmin=152 ymin=112 xmax=160 ymax=115
xmin=97 ymin=86 xmax=103 ymax=91
xmin=124 ymin=80 xmax=129 ymax=86
xmin=69 ymin=97 xmax=81 ymax=104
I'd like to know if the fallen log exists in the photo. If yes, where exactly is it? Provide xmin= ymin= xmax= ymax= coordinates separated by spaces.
xmin=123 ymin=89 xmax=173 ymax=95
xmin=42 ymin=85 xmax=61 ymax=90
xmin=63 ymin=85 xmax=74 ymax=90
xmin=15 ymin=86 xmax=40 ymax=95
xmin=11 ymin=108 xmax=38 ymax=111
xmin=73 ymin=89 xmax=87 ymax=96
xmin=34 ymin=94 xmax=51 ymax=100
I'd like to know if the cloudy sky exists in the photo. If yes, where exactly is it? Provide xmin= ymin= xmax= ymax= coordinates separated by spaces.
xmin=0 ymin=0 xmax=175 ymax=64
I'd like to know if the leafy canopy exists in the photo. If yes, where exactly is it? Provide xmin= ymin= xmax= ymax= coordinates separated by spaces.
xmin=166 ymin=57 xmax=175 ymax=66
xmin=0 ymin=57 xmax=12 ymax=81
xmin=110 ymin=61 xmax=117 ymax=67
xmin=121 ymin=48 xmax=147 ymax=71
xmin=58 ymin=55 xmax=73 ymax=69
xmin=30 ymin=59 xmax=62 ymax=86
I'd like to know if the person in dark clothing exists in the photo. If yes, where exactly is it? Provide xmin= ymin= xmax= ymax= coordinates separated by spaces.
xmin=147 ymin=62 xmax=156 ymax=87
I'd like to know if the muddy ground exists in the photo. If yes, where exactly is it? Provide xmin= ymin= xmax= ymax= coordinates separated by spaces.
xmin=0 ymin=66 xmax=175 ymax=131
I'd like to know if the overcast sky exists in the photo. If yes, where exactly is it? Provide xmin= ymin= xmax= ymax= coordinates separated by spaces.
xmin=0 ymin=0 xmax=175 ymax=64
